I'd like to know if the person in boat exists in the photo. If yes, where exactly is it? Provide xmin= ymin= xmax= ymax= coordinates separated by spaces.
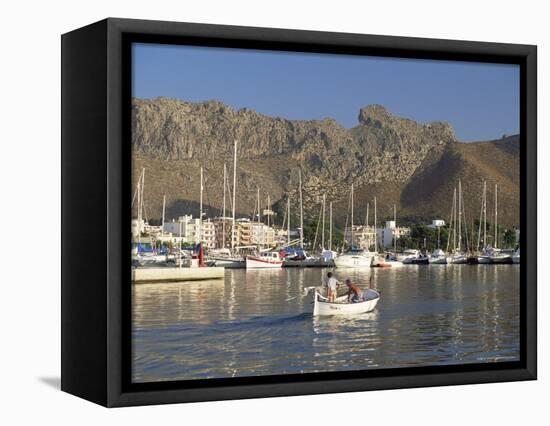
xmin=325 ymin=272 xmax=339 ymax=303
xmin=345 ymin=278 xmax=362 ymax=303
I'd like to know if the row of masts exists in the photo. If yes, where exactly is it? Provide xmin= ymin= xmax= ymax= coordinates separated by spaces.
xmin=346 ymin=183 xmax=390 ymax=253
xmin=446 ymin=180 xmax=501 ymax=253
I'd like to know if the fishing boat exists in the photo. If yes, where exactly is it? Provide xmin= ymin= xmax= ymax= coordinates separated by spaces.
xmin=312 ymin=289 xmax=380 ymax=316
xmin=246 ymin=251 xmax=284 ymax=269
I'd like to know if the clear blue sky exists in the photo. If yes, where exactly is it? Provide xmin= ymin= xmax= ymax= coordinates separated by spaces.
xmin=132 ymin=43 xmax=519 ymax=142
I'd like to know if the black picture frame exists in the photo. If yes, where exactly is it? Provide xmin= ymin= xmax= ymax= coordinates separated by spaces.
xmin=61 ymin=17 xmax=537 ymax=407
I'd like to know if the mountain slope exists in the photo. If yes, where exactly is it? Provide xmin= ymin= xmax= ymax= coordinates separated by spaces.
xmin=132 ymin=97 xmax=520 ymax=227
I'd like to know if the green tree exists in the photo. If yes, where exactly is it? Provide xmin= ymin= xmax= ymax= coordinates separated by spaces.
xmin=501 ymin=228 xmax=517 ymax=248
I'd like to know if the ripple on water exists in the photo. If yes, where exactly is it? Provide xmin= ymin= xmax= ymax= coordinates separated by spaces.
xmin=132 ymin=266 xmax=520 ymax=382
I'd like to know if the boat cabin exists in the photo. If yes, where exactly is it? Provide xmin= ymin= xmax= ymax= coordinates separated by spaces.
xmin=259 ymin=251 xmax=281 ymax=260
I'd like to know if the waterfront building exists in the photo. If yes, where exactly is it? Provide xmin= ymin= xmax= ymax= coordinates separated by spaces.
xmin=348 ymin=221 xmax=410 ymax=250
xmin=237 ymin=219 xmax=252 ymax=246
xmin=251 ymin=222 xmax=276 ymax=247
xmin=350 ymin=224 xmax=377 ymax=250
xmin=213 ymin=217 xmax=232 ymax=249
xmin=378 ymin=221 xmax=411 ymax=248
xmin=201 ymin=220 xmax=216 ymax=248
xmin=162 ymin=215 xmax=204 ymax=245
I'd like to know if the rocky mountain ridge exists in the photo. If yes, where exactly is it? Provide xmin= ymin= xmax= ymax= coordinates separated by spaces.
xmin=132 ymin=97 xmax=519 ymax=227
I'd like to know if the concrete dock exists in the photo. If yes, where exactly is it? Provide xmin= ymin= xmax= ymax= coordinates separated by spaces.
xmin=132 ymin=266 xmax=225 ymax=283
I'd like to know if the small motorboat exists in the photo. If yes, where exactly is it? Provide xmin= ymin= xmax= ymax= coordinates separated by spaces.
xmin=411 ymin=254 xmax=430 ymax=265
xmin=311 ymin=289 xmax=380 ymax=316
xmin=399 ymin=249 xmax=420 ymax=263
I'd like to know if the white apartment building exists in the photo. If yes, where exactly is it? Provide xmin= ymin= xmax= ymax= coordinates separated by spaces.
xmin=348 ymin=221 xmax=410 ymax=250
xmin=377 ymin=221 xmax=410 ymax=248
xmin=162 ymin=215 xmax=216 ymax=248
xmin=251 ymin=222 xmax=276 ymax=247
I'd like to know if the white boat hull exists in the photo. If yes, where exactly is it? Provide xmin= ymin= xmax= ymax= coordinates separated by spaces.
xmin=490 ymin=254 xmax=512 ymax=264
xmin=135 ymin=253 xmax=168 ymax=265
xmin=312 ymin=289 xmax=380 ymax=316
xmin=334 ymin=253 xmax=374 ymax=268
xmin=429 ymin=256 xmax=447 ymax=264
xmin=245 ymin=256 xmax=283 ymax=269
xmin=385 ymin=260 xmax=404 ymax=267
xmin=210 ymin=257 xmax=246 ymax=268
xmin=449 ymin=255 xmax=467 ymax=264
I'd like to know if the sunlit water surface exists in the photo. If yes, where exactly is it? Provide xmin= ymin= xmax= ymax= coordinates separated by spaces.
xmin=132 ymin=265 xmax=520 ymax=382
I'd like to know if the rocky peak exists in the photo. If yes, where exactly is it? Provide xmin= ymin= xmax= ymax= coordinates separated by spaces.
xmin=358 ymin=104 xmax=393 ymax=127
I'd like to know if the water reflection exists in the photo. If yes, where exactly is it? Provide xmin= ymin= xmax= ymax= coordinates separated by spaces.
xmin=132 ymin=265 xmax=520 ymax=382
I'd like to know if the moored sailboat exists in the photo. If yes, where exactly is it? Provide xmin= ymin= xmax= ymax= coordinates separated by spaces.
xmin=429 ymin=248 xmax=448 ymax=264
xmin=334 ymin=187 xmax=376 ymax=268
xmin=488 ymin=184 xmax=512 ymax=264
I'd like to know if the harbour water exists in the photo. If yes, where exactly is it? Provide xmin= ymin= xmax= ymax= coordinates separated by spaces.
xmin=132 ymin=265 xmax=520 ymax=383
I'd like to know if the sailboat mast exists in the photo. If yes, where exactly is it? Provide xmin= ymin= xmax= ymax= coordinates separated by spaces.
xmin=453 ymin=186 xmax=456 ymax=253
xmin=199 ymin=166 xmax=203 ymax=245
xmin=161 ymin=194 xmax=166 ymax=236
xmin=322 ymin=194 xmax=326 ymax=249
xmin=350 ymin=184 xmax=354 ymax=247
xmin=494 ymin=183 xmax=498 ymax=248
xmin=267 ymin=195 xmax=271 ymax=227
xmin=257 ymin=188 xmax=260 ymax=225
xmin=139 ymin=168 xmax=145 ymax=233
xmin=394 ymin=204 xmax=397 ymax=253
xmin=483 ymin=180 xmax=487 ymax=248
xmin=374 ymin=196 xmax=377 ymax=252
xmin=299 ymin=170 xmax=304 ymax=248
xmin=232 ymin=140 xmax=237 ymax=250
xmin=222 ymin=163 xmax=226 ymax=248
xmin=287 ymin=196 xmax=290 ymax=245
xmin=329 ymin=201 xmax=333 ymax=251
xmin=458 ymin=180 xmax=462 ymax=252
xmin=137 ymin=180 xmax=141 ymax=245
